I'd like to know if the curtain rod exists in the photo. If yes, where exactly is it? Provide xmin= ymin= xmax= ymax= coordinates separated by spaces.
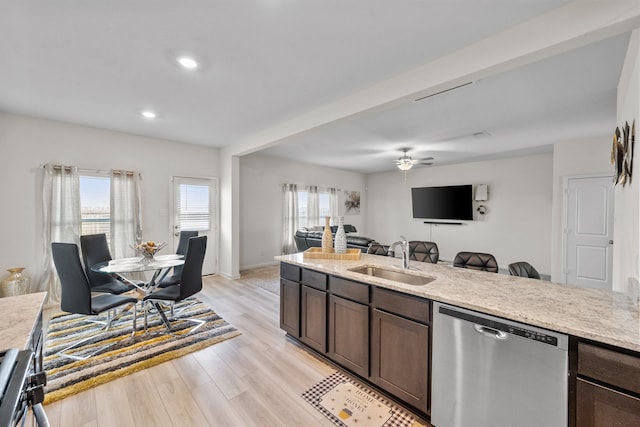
xmin=282 ymin=183 xmax=343 ymax=192
xmin=41 ymin=164 xmax=139 ymax=177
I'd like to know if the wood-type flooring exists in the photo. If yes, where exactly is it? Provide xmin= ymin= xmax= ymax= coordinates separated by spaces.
xmin=43 ymin=266 xmax=429 ymax=427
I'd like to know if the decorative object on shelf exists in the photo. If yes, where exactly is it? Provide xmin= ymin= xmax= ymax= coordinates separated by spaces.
xmin=611 ymin=120 xmax=635 ymax=187
xmin=133 ymin=240 xmax=167 ymax=262
xmin=321 ymin=216 xmax=334 ymax=253
xmin=1 ymin=267 xmax=30 ymax=297
xmin=334 ymin=216 xmax=347 ymax=254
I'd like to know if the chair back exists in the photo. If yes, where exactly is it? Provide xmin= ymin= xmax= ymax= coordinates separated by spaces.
xmin=52 ymin=243 xmax=93 ymax=315
xmin=453 ymin=251 xmax=498 ymax=273
xmin=174 ymin=231 xmax=198 ymax=276
xmin=508 ymin=261 xmax=540 ymax=279
xmin=179 ymin=236 xmax=207 ymax=301
xmin=409 ymin=241 xmax=439 ymax=263
xmin=367 ymin=244 xmax=390 ymax=256
xmin=80 ymin=234 xmax=115 ymax=289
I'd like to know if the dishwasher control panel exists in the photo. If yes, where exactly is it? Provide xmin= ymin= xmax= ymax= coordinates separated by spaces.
xmin=439 ymin=305 xmax=559 ymax=346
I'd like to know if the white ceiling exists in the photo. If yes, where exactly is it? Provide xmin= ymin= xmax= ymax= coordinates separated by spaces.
xmin=0 ymin=0 xmax=635 ymax=173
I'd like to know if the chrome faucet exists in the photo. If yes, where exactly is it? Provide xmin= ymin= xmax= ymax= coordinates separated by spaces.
xmin=390 ymin=236 xmax=410 ymax=269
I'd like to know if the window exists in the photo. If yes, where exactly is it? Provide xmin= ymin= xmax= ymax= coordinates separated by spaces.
xmin=298 ymin=189 xmax=330 ymax=228
xmin=79 ymin=175 xmax=111 ymax=239
xmin=176 ymin=182 xmax=210 ymax=231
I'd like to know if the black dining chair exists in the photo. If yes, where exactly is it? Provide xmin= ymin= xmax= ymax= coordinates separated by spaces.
xmin=52 ymin=242 xmax=138 ymax=360
xmin=408 ymin=241 xmax=439 ymax=263
xmin=157 ymin=230 xmax=198 ymax=288
xmin=143 ymin=236 xmax=207 ymax=334
xmin=508 ymin=261 xmax=541 ymax=279
xmin=80 ymin=233 xmax=136 ymax=294
xmin=366 ymin=243 xmax=390 ymax=256
xmin=453 ymin=251 xmax=499 ymax=273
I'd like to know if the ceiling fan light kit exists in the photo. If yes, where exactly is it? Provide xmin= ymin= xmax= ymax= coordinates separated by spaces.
xmin=395 ymin=148 xmax=434 ymax=172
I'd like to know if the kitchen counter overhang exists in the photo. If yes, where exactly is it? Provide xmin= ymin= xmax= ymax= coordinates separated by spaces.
xmin=276 ymin=253 xmax=640 ymax=353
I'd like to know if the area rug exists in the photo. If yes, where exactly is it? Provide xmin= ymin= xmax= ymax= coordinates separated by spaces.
xmin=43 ymin=297 xmax=240 ymax=404
xmin=302 ymin=371 xmax=415 ymax=427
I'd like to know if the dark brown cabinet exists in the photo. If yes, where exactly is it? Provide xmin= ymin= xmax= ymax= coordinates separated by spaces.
xmin=328 ymin=294 xmax=369 ymax=377
xmin=300 ymin=285 xmax=327 ymax=353
xmin=279 ymin=262 xmax=431 ymax=416
xmin=575 ymin=342 xmax=640 ymax=426
xmin=370 ymin=286 xmax=430 ymax=414
xmin=280 ymin=278 xmax=300 ymax=337
xmin=279 ymin=263 xmax=301 ymax=337
xmin=370 ymin=308 xmax=429 ymax=414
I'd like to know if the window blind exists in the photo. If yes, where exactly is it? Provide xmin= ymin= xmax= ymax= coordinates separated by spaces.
xmin=177 ymin=183 xmax=210 ymax=231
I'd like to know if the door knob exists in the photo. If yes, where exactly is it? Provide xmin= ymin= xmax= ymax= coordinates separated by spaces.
xmin=609 ymin=240 xmax=614 ymax=244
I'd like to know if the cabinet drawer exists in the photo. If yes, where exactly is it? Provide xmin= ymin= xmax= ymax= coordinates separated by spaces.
xmin=578 ymin=342 xmax=640 ymax=395
xmin=280 ymin=263 xmax=301 ymax=282
xmin=301 ymin=268 xmax=327 ymax=291
xmin=329 ymin=276 xmax=369 ymax=304
xmin=372 ymin=286 xmax=430 ymax=324
xmin=577 ymin=378 xmax=640 ymax=426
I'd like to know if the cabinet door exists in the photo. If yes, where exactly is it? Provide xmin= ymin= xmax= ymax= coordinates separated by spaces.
xmin=328 ymin=295 xmax=369 ymax=377
xmin=577 ymin=379 xmax=640 ymax=426
xmin=280 ymin=278 xmax=300 ymax=337
xmin=300 ymin=285 xmax=327 ymax=353
xmin=371 ymin=309 xmax=429 ymax=413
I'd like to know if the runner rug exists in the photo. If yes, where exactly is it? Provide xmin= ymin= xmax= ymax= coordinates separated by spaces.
xmin=43 ymin=297 xmax=240 ymax=404
xmin=302 ymin=371 xmax=416 ymax=427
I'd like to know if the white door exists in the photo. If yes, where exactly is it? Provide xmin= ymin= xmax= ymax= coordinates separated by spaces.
xmin=171 ymin=177 xmax=217 ymax=275
xmin=563 ymin=175 xmax=614 ymax=290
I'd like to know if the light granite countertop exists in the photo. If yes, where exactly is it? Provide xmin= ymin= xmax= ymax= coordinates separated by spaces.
xmin=276 ymin=253 xmax=640 ymax=353
xmin=0 ymin=292 xmax=47 ymax=350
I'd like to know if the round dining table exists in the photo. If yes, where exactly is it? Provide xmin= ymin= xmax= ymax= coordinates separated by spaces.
xmin=91 ymin=255 xmax=186 ymax=332
xmin=91 ymin=254 xmax=184 ymax=293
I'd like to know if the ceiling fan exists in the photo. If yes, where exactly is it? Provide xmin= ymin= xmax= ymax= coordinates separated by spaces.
xmin=395 ymin=148 xmax=434 ymax=171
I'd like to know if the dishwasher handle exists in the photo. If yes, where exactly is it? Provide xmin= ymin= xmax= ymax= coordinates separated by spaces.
xmin=474 ymin=324 xmax=508 ymax=340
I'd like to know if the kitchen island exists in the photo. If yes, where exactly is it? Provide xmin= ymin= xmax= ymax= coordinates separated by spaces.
xmin=276 ymin=253 xmax=640 ymax=426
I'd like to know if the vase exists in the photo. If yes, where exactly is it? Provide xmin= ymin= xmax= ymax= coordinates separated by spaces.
xmin=321 ymin=216 xmax=334 ymax=253
xmin=1 ymin=267 xmax=30 ymax=297
xmin=334 ymin=217 xmax=347 ymax=254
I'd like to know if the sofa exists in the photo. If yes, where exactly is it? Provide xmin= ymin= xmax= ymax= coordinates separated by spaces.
xmin=294 ymin=225 xmax=378 ymax=252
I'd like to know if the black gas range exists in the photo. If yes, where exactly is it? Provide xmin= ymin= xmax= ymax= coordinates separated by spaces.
xmin=0 ymin=348 xmax=48 ymax=427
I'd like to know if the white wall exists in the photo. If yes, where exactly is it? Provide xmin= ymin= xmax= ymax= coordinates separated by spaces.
xmin=366 ymin=154 xmax=553 ymax=274
xmin=0 ymin=112 xmax=219 ymax=291
xmin=239 ymin=152 xmax=366 ymax=269
xmin=550 ymin=137 xmax=613 ymax=282
xmin=613 ymin=29 xmax=640 ymax=295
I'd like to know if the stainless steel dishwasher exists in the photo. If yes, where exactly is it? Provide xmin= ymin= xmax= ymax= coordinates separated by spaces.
xmin=431 ymin=302 xmax=568 ymax=427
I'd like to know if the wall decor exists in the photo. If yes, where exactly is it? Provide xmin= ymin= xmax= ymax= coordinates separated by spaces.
xmin=611 ymin=120 xmax=635 ymax=187
xmin=343 ymin=190 xmax=361 ymax=215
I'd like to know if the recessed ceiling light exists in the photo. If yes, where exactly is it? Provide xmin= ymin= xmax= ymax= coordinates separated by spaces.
xmin=177 ymin=56 xmax=198 ymax=69
xmin=141 ymin=110 xmax=156 ymax=119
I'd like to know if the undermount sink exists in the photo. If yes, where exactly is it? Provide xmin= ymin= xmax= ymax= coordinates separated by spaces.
xmin=348 ymin=266 xmax=435 ymax=286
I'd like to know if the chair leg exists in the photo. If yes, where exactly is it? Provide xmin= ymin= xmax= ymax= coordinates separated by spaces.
xmin=151 ymin=301 xmax=205 ymax=335
xmin=56 ymin=303 xmax=136 ymax=360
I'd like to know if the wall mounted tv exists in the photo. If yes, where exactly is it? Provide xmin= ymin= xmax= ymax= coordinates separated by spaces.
xmin=411 ymin=185 xmax=473 ymax=221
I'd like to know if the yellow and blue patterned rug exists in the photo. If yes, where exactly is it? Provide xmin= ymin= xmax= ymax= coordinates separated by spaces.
xmin=43 ymin=297 xmax=240 ymax=404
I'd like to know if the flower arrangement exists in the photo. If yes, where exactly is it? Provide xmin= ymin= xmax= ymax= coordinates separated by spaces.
xmin=134 ymin=241 xmax=167 ymax=259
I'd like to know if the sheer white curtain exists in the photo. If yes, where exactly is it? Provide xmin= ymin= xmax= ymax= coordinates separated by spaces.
xmin=40 ymin=164 xmax=81 ymax=304
xmin=329 ymin=188 xmax=339 ymax=226
xmin=282 ymin=184 xmax=299 ymax=254
xmin=110 ymin=170 xmax=142 ymax=259
xmin=307 ymin=185 xmax=320 ymax=227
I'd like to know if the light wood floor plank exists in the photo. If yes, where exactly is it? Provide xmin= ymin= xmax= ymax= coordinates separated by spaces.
xmin=43 ymin=266 xmax=430 ymax=427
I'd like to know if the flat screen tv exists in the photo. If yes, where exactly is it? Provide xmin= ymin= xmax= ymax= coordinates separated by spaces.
xmin=411 ymin=185 xmax=473 ymax=220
